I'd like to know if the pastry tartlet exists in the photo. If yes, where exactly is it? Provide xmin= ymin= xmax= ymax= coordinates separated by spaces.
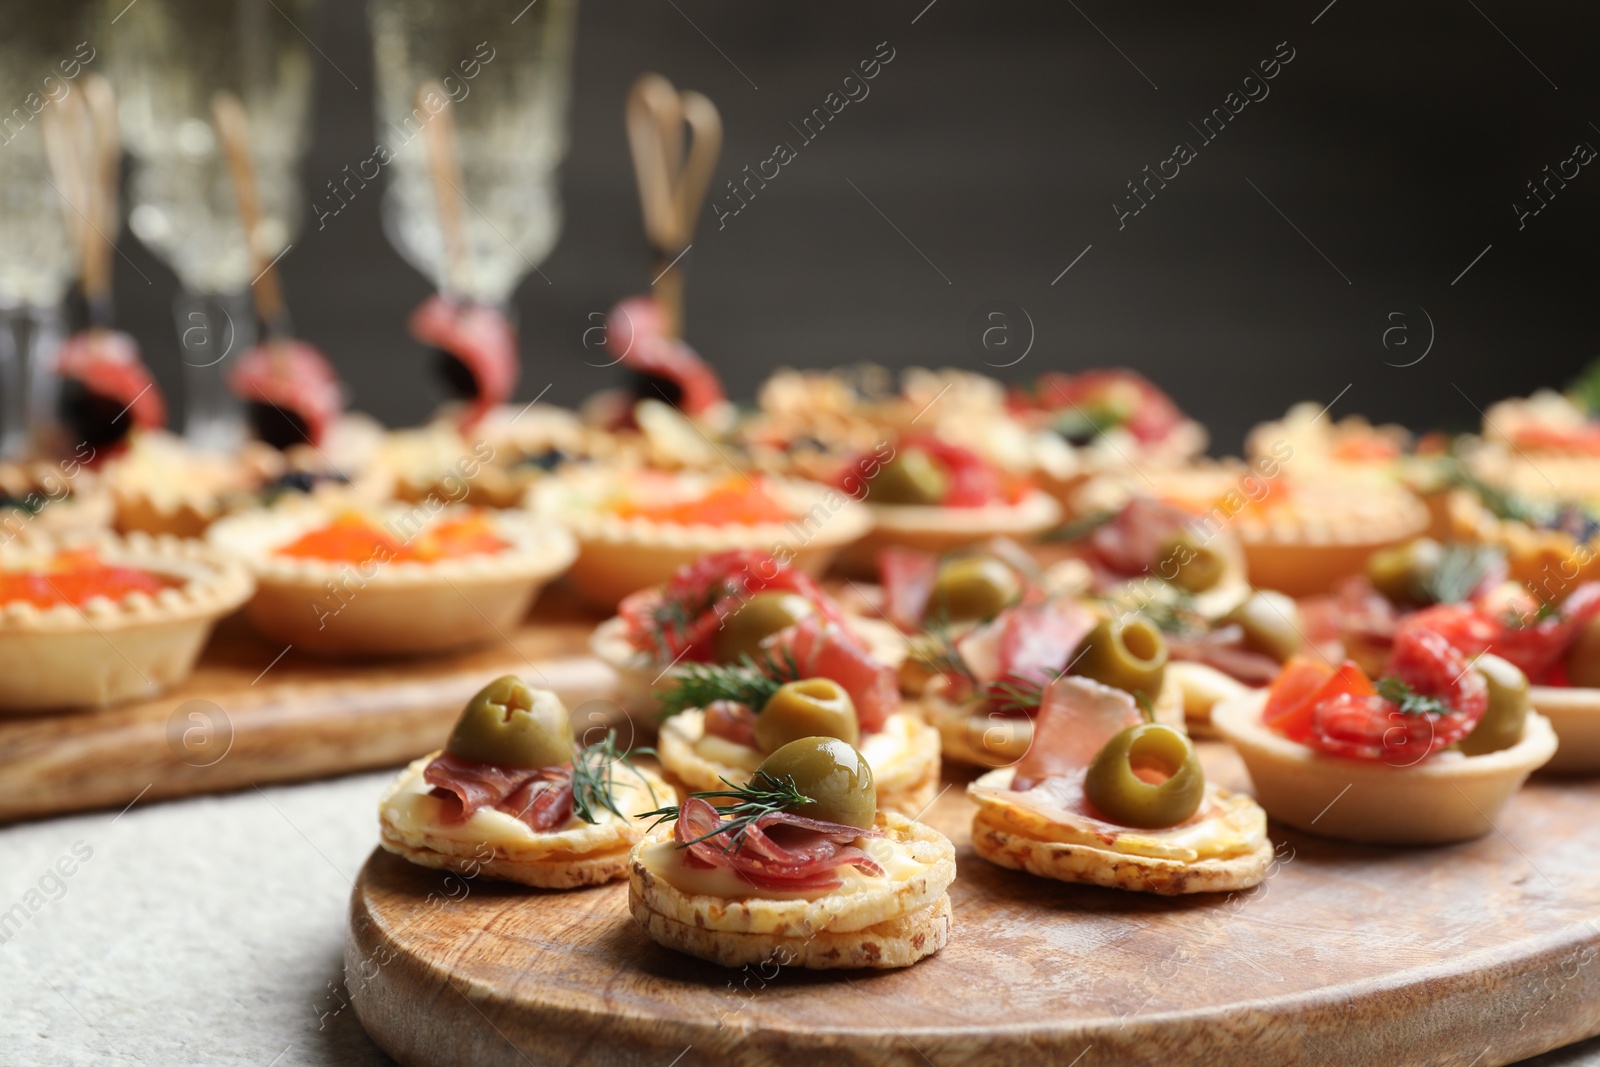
xmin=1245 ymin=402 xmax=1410 ymax=488
xmin=528 ymin=467 xmax=870 ymax=608
xmin=969 ymin=676 xmax=1273 ymax=895
xmin=206 ymin=503 xmax=575 ymax=656
xmin=0 ymin=462 xmax=113 ymax=538
xmin=379 ymin=675 xmax=670 ymax=888
xmin=629 ymin=736 xmax=955 ymax=969
xmin=912 ymin=594 xmax=1185 ymax=768
xmin=1213 ymin=626 xmax=1558 ymax=844
xmin=828 ymin=435 xmax=1060 ymax=576
xmin=0 ymin=531 xmax=253 ymax=710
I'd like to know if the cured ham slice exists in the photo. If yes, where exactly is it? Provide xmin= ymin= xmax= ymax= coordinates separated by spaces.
xmin=606 ymin=295 xmax=726 ymax=418
xmin=1086 ymin=496 xmax=1194 ymax=579
xmin=673 ymin=797 xmax=883 ymax=892
xmin=781 ymin=616 xmax=899 ymax=732
xmin=423 ymin=752 xmax=573 ymax=831
xmin=996 ymin=601 xmax=1097 ymax=685
xmin=1010 ymin=676 xmax=1142 ymax=791
xmin=878 ymin=547 xmax=938 ymax=632
xmin=1165 ymin=632 xmax=1282 ymax=686
xmin=702 ymin=701 xmax=759 ymax=748
xmin=229 ymin=339 xmax=344 ymax=449
xmin=56 ymin=328 xmax=166 ymax=450
xmin=409 ymin=295 xmax=519 ymax=427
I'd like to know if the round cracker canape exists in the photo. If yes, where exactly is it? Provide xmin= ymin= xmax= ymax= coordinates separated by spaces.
xmin=206 ymin=501 xmax=575 ymax=656
xmin=1007 ymin=369 xmax=1208 ymax=516
xmin=528 ymin=466 xmax=870 ymax=609
xmin=655 ymin=662 xmax=940 ymax=816
xmin=591 ymin=548 xmax=905 ymax=718
xmin=827 ymin=435 xmax=1061 ymax=577
xmin=967 ymin=676 xmax=1272 ymax=895
xmin=0 ymin=529 xmax=253 ymax=710
xmin=1245 ymin=402 xmax=1411 ymax=490
xmin=379 ymin=676 xmax=670 ymax=888
xmin=629 ymin=736 xmax=956 ymax=969
xmin=1213 ymin=629 xmax=1558 ymax=845
xmin=908 ymin=592 xmax=1186 ymax=769
xmin=0 ymin=461 xmax=113 ymax=539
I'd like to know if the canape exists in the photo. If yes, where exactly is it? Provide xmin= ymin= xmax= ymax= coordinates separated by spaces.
xmin=828 ymin=435 xmax=1060 ymax=576
xmin=379 ymin=675 xmax=670 ymax=888
xmin=528 ymin=466 xmax=870 ymax=608
xmin=0 ymin=462 xmax=113 ymax=539
xmin=0 ymin=530 xmax=253 ymax=710
xmin=1245 ymin=402 xmax=1410 ymax=489
xmin=969 ymin=676 xmax=1272 ymax=894
xmin=655 ymin=649 xmax=938 ymax=815
xmin=591 ymin=549 xmax=905 ymax=716
xmin=913 ymin=595 xmax=1185 ymax=769
xmin=629 ymin=736 xmax=955 ymax=969
xmin=206 ymin=502 xmax=574 ymax=656
xmin=1213 ymin=624 xmax=1557 ymax=844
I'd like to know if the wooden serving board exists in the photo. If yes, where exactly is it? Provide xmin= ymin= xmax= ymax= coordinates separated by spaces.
xmin=0 ymin=588 xmax=620 ymax=824
xmin=345 ymin=746 xmax=1600 ymax=1067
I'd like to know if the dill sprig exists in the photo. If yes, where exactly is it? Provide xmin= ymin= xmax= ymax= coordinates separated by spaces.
xmin=639 ymin=771 xmax=811 ymax=854
xmin=984 ymin=674 xmax=1052 ymax=717
xmin=1375 ymin=676 xmax=1452 ymax=718
xmin=569 ymin=731 xmax=658 ymax=824
xmin=1420 ymin=544 xmax=1504 ymax=605
xmin=910 ymin=621 xmax=978 ymax=684
xmin=654 ymin=646 xmax=802 ymax=719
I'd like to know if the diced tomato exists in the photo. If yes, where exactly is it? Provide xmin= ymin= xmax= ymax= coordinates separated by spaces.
xmin=1262 ymin=658 xmax=1336 ymax=741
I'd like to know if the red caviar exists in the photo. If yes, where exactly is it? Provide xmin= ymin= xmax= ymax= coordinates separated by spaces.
xmin=0 ymin=549 xmax=176 ymax=608
xmin=276 ymin=513 xmax=509 ymax=564
xmin=610 ymin=478 xmax=793 ymax=526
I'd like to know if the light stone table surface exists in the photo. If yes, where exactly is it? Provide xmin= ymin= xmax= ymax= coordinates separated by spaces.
xmin=3 ymin=771 xmax=1600 ymax=1067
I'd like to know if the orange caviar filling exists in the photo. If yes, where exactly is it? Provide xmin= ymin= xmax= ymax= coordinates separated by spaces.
xmin=276 ymin=512 xmax=510 ymax=564
xmin=0 ymin=548 xmax=176 ymax=608
xmin=1330 ymin=437 xmax=1400 ymax=462
xmin=610 ymin=478 xmax=793 ymax=526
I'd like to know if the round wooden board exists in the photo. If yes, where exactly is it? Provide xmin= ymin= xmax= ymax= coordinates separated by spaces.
xmin=346 ymin=745 xmax=1600 ymax=1067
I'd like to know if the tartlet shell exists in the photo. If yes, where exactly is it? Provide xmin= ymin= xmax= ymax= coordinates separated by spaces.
xmin=1212 ymin=691 xmax=1558 ymax=844
xmin=1528 ymin=685 xmax=1600 ymax=775
xmin=831 ymin=491 xmax=1061 ymax=577
xmin=206 ymin=503 xmax=576 ymax=656
xmin=528 ymin=469 xmax=872 ymax=608
xmin=0 ymin=530 xmax=254 ymax=710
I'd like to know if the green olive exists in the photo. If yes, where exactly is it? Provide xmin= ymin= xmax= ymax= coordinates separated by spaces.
xmin=1222 ymin=589 xmax=1303 ymax=663
xmin=1083 ymin=723 xmax=1205 ymax=829
xmin=1366 ymin=538 xmax=1444 ymax=605
xmin=1071 ymin=616 xmax=1168 ymax=706
xmin=755 ymin=678 xmax=859 ymax=752
xmin=1157 ymin=530 xmax=1226 ymax=593
xmin=1566 ymin=615 xmax=1600 ymax=689
xmin=714 ymin=591 xmax=815 ymax=663
xmin=1457 ymin=653 xmax=1529 ymax=756
xmin=870 ymin=448 xmax=948 ymax=506
xmin=445 ymin=675 xmax=573 ymax=769
xmin=756 ymin=737 xmax=876 ymax=829
xmin=930 ymin=556 xmax=1020 ymax=622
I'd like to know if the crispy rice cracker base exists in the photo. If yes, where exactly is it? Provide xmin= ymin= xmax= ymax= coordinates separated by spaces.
xmin=970 ymin=808 xmax=1273 ymax=896
xmin=628 ymin=811 xmax=955 ymax=937
xmin=631 ymin=890 xmax=952 ymax=969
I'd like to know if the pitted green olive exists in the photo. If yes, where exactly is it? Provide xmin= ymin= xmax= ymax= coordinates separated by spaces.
xmin=445 ymin=674 xmax=573 ymax=769
xmin=871 ymin=449 xmax=948 ymax=506
xmin=714 ymin=591 xmax=815 ymax=663
xmin=1223 ymin=589 xmax=1303 ymax=663
xmin=1565 ymin=615 xmax=1600 ymax=689
xmin=1366 ymin=538 xmax=1444 ymax=605
xmin=1083 ymin=722 xmax=1205 ymax=828
xmin=1072 ymin=616 xmax=1168 ymax=706
xmin=756 ymin=736 xmax=876 ymax=829
xmin=1457 ymin=653 xmax=1529 ymax=756
xmin=756 ymin=678 xmax=859 ymax=752
xmin=1158 ymin=530 xmax=1226 ymax=593
xmin=931 ymin=556 xmax=1020 ymax=622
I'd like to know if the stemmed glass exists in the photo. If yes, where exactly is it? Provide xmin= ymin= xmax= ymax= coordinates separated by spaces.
xmin=104 ymin=0 xmax=317 ymax=452
xmin=367 ymin=0 xmax=577 ymax=341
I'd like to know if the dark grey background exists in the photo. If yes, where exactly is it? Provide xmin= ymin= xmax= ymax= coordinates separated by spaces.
xmin=107 ymin=0 xmax=1600 ymax=454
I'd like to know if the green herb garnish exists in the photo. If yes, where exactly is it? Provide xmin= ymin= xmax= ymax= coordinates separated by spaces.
xmin=639 ymin=771 xmax=810 ymax=854
xmin=570 ymin=731 xmax=658 ymax=824
xmin=1375 ymin=676 xmax=1452 ymax=718
xmin=653 ymin=647 xmax=801 ymax=719
xmin=1420 ymin=544 xmax=1505 ymax=605
xmin=1040 ymin=508 xmax=1118 ymax=544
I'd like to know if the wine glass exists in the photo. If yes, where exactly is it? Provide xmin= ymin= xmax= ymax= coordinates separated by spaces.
xmin=103 ymin=0 xmax=318 ymax=452
xmin=368 ymin=0 xmax=577 ymax=309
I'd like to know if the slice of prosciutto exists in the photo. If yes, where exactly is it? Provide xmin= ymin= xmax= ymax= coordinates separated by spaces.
xmin=56 ymin=328 xmax=166 ymax=452
xmin=781 ymin=615 xmax=900 ymax=732
xmin=673 ymin=797 xmax=883 ymax=892
xmin=878 ymin=547 xmax=939 ymax=632
xmin=423 ymin=752 xmax=574 ymax=832
xmin=228 ymin=339 xmax=344 ymax=449
xmin=1085 ymin=496 xmax=1196 ymax=579
xmin=1010 ymin=676 xmax=1143 ymax=791
xmin=409 ymin=295 xmax=519 ymax=428
xmin=606 ymin=295 xmax=726 ymax=420
xmin=953 ymin=600 xmax=1098 ymax=715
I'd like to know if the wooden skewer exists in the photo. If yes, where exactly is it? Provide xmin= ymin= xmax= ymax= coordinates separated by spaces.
xmin=417 ymin=80 xmax=469 ymax=300
xmin=80 ymin=75 xmax=121 ymax=322
xmin=40 ymin=92 xmax=92 ymax=283
xmin=212 ymin=90 xmax=287 ymax=337
xmin=624 ymin=73 xmax=722 ymax=339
